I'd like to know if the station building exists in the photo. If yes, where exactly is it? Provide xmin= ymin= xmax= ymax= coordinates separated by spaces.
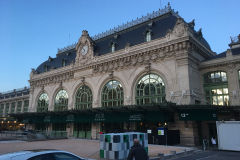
xmin=1 ymin=4 xmax=240 ymax=146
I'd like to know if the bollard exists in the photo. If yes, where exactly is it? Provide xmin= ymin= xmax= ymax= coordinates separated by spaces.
xmin=170 ymin=151 xmax=176 ymax=158
xmin=181 ymin=149 xmax=187 ymax=155
xmin=158 ymin=153 xmax=164 ymax=160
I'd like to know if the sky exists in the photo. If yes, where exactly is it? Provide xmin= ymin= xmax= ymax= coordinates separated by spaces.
xmin=0 ymin=0 xmax=239 ymax=92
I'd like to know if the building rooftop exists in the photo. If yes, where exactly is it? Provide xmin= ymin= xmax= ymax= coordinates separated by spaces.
xmin=0 ymin=86 xmax=30 ymax=100
xmin=34 ymin=3 xmax=211 ymax=74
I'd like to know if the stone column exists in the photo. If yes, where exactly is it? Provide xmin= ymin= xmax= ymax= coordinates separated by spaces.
xmin=8 ymin=102 xmax=12 ymax=117
xmin=227 ymin=69 xmax=239 ymax=105
xmin=14 ymin=101 xmax=17 ymax=113
xmin=21 ymin=100 xmax=24 ymax=113
xmin=3 ymin=103 xmax=6 ymax=117
xmin=91 ymin=122 xmax=100 ymax=140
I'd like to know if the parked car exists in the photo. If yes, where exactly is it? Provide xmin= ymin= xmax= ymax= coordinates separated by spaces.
xmin=0 ymin=149 xmax=84 ymax=160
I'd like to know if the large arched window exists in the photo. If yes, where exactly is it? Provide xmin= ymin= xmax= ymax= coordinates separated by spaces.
xmin=102 ymin=80 xmax=124 ymax=107
xmin=136 ymin=74 xmax=165 ymax=104
xmin=37 ymin=93 xmax=49 ymax=112
xmin=54 ymin=90 xmax=68 ymax=111
xmin=75 ymin=85 xmax=92 ymax=109
xmin=203 ymin=71 xmax=229 ymax=105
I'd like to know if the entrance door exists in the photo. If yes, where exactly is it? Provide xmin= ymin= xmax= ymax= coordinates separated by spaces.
xmin=52 ymin=123 xmax=67 ymax=137
xmin=35 ymin=123 xmax=47 ymax=132
xmin=101 ymin=122 xmax=124 ymax=133
xmin=208 ymin=123 xmax=217 ymax=145
xmin=74 ymin=123 xmax=91 ymax=139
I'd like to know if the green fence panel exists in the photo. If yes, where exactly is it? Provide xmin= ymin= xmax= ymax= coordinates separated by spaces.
xmin=86 ymin=131 xmax=91 ymax=139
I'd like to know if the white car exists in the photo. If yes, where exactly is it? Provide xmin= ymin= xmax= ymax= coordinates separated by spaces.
xmin=0 ymin=149 xmax=84 ymax=160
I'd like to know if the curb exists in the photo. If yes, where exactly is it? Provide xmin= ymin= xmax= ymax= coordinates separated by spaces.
xmin=150 ymin=148 xmax=198 ymax=160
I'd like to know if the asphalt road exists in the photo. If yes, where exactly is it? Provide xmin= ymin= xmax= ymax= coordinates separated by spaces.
xmin=174 ymin=150 xmax=240 ymax=160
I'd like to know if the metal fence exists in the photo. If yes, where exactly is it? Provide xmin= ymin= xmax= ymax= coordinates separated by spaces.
xmin=0 ymin=131 xmax=68 ymax=141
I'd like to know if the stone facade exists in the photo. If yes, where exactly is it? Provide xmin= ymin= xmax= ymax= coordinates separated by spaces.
xmin=1 ymin=6 xmax=239 ymax=146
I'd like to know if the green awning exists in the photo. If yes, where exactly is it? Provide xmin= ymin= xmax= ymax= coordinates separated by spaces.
xmin=179 ymin=109 xmax=218 ymax=121
xmin=0 ymin=117 xmax=16 ymax=122
xmin=19 ymin=110 xmax=170 ymax=123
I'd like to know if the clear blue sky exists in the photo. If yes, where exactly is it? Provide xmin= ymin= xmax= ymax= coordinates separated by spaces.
xmin=0 ymin=0 xmax=239 ymax=92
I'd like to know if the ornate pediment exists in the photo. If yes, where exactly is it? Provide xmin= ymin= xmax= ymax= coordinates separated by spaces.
xmin=75 ymin=30 xmax=95 ymax=66
xmin=166 ymin=18 xmax=189 ymax=41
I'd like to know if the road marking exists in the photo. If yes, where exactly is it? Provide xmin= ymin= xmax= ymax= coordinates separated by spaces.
xmin=196 ymin=154 xmax=219 ymax=160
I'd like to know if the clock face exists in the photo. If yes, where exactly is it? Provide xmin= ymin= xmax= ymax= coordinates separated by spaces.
xmin=81 ymin=45 xmax=88 ymax=55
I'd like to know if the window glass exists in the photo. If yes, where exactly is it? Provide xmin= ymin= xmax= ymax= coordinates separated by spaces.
xmin=37 ymin=93 xmax=49 ymax=112
xmin=146 ymin=32 xmax=151 ymax=42
xmin=53 ymin=153 xmax=81 ymax=160
xmin=102 ymin=80 xmax=123 ymax=107
xmin=212 ymin=96 xmax=217 ymax=105
xmin=54 ymin=90 xmax=68 ymax=111
xmin=223 ymin=88 xmax=228 ymax=94
xmin=224 ymin=96 xmax=229 ymax=106
xmin=221 ymin=72 xmax=227 ymax=81
xmin=62 ymin=60 xmax=66 ymax=67
xmin=217 ymin=89 xmax=222 ymax=94
xmin=75 ymin=85 xmax=92 ymax=109
xmin=215 ymin=72 xmax=220 ymax=78
xmin=28 ymin=154 xmax=52 ymax=160
xmin=203 ymin=71 xmax=229 ymax=106
xmin=136 ymin=74 xmax=165 ymax=104
xmin=111 ymin=44 xmax=115 ymax=52
xmin=218 ymin=96 xmax=223 ymax=105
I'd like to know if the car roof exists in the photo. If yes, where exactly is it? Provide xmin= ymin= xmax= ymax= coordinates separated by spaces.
xmin=0 ymin=149 xmax=71 ymax=159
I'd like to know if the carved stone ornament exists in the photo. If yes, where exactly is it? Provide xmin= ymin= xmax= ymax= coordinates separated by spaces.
xmin=113 ymin=31 xmax=119 ymax=39
xmin=94 ymin=99 xmax=98 ymax=106
xmin=59 ymin=81 xmax=63 ymax=89
xmin=147 ymin=18 xmax=154 ymax=27
xmin=126 ymin=96 xmax=131 ymax=103
xmin=144 ymin=63 xmax=151 ymax=73
xmin=108 ymin=70 xmax=114 ymax=79
xmin=41 ymin=85 xmax=44 ymax=92
xmin=75 ymin=30 xmax=95 ymax=66
xmin=81 ymin=77 xmax=85 ymax=85
xmin=166 ymin=18 xmax=188 ymax=41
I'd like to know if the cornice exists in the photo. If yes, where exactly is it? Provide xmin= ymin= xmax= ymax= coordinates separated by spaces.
xmin=0 ymin=95 xmax=29 ymax=103
xmin=29 ymin=37 xmax=194 ymax=88
xmin=199 ymin=55 xmax=240 ymax=70
xmin=188 ymin=35 xmax=214 ymax=58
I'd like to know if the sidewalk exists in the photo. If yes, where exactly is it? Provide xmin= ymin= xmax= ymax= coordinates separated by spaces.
xmin=0 ymin=138 xmax=194 ymax=159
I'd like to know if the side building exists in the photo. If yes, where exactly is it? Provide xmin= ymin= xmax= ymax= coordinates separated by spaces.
xmin=1 ymin=4 xmax=240 ymax=146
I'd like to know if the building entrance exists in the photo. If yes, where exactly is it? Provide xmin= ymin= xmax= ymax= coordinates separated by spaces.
xmin=73 ymin=123 xmax=91 ymax=139
xmin=101 ymin=122 xmax=124 ymax=133
xmin=208 ymin=123 xmax=217 ymax=144
xmin=35 ymin=123 xmax=47 ymax=131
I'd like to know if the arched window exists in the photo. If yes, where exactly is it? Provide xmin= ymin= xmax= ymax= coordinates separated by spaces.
xmin=136 ymin=74 xmax=165 ymax=104
xmin=111 ymin=44 xmax=115 ymax=52
xmin=10 ymin=102 xmax=15 ymax=113
xmin=75 ymin=85 xmax=92 ymax=109
xmin=54 ymin=90 xmax=68 ymax=111
xmin=5 ymin=103 xmax=9 ymax=117
xmin=23 ymin=100 xmax=29 ymax=112
xmin=0 ymin=104 xmax=4 ymax=117
xmin=37 ymin=93 xmax=49 ymax=112
xmin=203 ymin=71 xmax=229 ymax=105
xmin=146 ymin=32 xmax=151 ymax=42
xmin=102 ymin=80 xmax=124 ymax=107
xmin=17 ymin=101 xmax=22 ymax=113
xmin=62 ymin=59 xmax=66 ymax=67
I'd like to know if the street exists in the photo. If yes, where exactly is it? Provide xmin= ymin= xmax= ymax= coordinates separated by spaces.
xmin=174 ymin=150 xmax=240 ymax=160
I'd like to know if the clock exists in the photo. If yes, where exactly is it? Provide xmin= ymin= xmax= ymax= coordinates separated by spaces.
xmin=81 ymin=45 xmax=88 ymax=55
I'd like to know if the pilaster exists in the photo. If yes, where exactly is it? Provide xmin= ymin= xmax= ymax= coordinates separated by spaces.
xmin=21 ymin=100 xmax=24 ymax=112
